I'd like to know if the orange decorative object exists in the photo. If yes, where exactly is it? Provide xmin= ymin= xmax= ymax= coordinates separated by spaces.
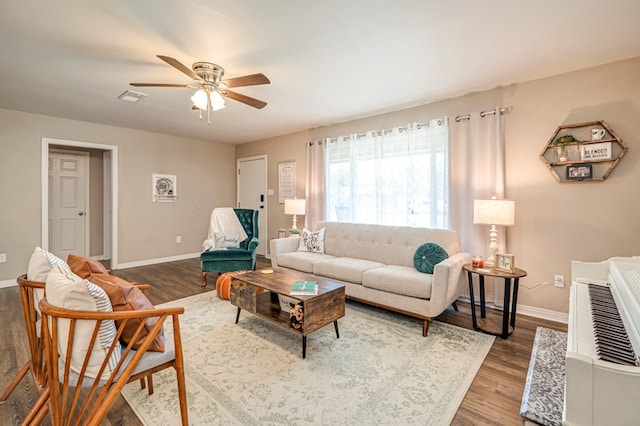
xmin=216 ymin=270 xmax=252 ymax=300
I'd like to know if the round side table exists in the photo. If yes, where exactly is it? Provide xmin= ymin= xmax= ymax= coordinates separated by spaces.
xmin=462 ymin=263 xmax=527 ymax=339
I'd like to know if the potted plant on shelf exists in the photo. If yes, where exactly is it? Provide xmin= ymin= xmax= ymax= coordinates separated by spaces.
xmin=554 ymin=134 xmax=577 ymax=162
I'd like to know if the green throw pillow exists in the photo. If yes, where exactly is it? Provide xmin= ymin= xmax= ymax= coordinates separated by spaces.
xmin=413 ymin=243 xmax=448 ymax=274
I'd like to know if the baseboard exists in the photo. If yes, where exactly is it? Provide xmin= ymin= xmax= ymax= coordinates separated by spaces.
xmin=517 ymin=304 xmax=568 ymax=324
xmin=0 ymin=278 xmax=17 ymax=288
xmin=457 ymin=297 xmax=568 ymax=324
xmin=116 ymin=252 xmax=201 ymax=270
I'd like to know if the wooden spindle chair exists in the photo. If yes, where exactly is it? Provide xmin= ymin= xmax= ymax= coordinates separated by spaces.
xmin=0 ymin=275 xmax=49 ymax=423
xmin=39 ymin=298 xmax=188 ymax=426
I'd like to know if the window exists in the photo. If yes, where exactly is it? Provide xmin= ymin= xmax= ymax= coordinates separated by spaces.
xmin=325 ymin=119 xmax=449 ymax=228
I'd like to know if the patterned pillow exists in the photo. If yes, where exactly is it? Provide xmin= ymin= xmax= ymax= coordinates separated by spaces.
xmin=45 ymin=263 xmax=121 ymax=380
xmin=297 ymin=227 xmax=326 ymax=254
xmin=214 ymin=231 xmax=241 ymax=248
xmin=413 ymin=243 xmax=449 ymax=274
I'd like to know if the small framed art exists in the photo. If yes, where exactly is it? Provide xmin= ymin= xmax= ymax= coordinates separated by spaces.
xmin=566 ymin=163 xmax=592 ymax=180
xmin=495 ymin=253 xmax=515 ymax=273
xmin=278 ymin=228 xmax=288 ymax=238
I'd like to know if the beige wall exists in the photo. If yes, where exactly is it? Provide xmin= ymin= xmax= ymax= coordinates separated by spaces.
xmin=0 ymin=109 xmax=236 ymax=281
xmin=237 ymin=56 xmax=640 ymax=314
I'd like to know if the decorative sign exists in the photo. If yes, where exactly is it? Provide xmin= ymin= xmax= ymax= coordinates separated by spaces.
xmin=581 ymin=142 xmax=612 ymax=161
xmin=152 ymin=174 xmax=177 ymax=202
xmin=278 ymin=161 xmax=296 ymax=203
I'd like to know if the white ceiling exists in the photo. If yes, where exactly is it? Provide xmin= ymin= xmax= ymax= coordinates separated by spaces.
xmin=1 ymin=1 xmax=639 ymax=145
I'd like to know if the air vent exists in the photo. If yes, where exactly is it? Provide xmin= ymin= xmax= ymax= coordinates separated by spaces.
xmin=118 ymin=90 xmax=148 ymax=103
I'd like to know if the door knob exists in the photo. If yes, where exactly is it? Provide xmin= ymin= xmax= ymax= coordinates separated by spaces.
xmin=78 ymin=212 xmax=84 ymax=216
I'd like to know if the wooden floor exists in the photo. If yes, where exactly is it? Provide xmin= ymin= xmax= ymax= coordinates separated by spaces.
xmin=0 ymin=256 xmax=567 ymax=425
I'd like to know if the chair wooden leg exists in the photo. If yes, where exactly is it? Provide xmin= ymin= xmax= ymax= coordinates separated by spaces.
xmin=139 ymin=377 xmax=146 ymax=390
xmin=0 ymin=361 xmax=30 ymax=401
xmin=147 ymin=375 xmax=154 ymax=395
xmin=452 ymin=301 xmax=459 ymax=311
xmin=201 ymin=272 xmax=207 ymax=287
xmin=22 ymin=386 xmax=50 ymax=425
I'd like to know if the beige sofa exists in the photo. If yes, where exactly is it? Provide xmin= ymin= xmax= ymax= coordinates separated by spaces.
xmin=270 ymin=221 xmax=470 ymax=336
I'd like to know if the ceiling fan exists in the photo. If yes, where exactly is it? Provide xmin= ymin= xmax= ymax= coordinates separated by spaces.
xmin=130 ymin=55 xmax=270 ymax=124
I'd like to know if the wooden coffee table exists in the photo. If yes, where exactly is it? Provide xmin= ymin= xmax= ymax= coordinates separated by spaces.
xmin=230 ymin=268 xmax=345 ymax=358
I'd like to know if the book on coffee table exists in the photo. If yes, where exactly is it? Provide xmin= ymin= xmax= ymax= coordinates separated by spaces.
xmin=290 ymin=280 xmax=318 ymax=295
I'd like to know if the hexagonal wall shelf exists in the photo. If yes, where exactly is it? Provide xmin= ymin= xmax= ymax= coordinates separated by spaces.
xmin=540 ymin=120 xmax=627 ymax=182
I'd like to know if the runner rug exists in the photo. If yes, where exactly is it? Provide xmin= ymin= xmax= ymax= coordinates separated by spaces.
xmin=121 ymin=291 xmax=494 ymax=425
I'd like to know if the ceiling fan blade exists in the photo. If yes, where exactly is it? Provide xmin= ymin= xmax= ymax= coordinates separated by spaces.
xmin=224 ymin=90 xmax=267 ymax=109
xmin=130 ymin=83 xmax=190 ymax=87
xmin=223 ymin=73 xmax=270 ymax=88
xmin=157 ymin=55 xmax=202 ymax=82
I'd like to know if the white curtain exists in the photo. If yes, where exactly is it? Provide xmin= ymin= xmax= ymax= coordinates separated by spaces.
xmin=449 ymin=107 xmax=506 ymax=305
xmin=305 ymin=140 xmax=326 ymax=231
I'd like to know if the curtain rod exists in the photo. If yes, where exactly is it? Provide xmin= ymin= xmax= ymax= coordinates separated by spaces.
xmin=322 ymin=117 xmax=446 ymax=144
xmin=454 ymin=105 xmax=513 ymax=122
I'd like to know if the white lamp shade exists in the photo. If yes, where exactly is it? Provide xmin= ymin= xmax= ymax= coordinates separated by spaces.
xmin=473 ymin=199 xmax=515 ymax=226
xmin=209 ymin=91 xmax=226 ymax=111
xmin=284 ymin=198 xmax=306 ymax=215
xmin=191 ymin=89 xmax=226 ymax=111
xmin=191 ymin=89 xmax=208 ymax=110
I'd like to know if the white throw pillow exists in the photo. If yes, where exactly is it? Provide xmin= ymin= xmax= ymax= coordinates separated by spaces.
xmin=45 ymin=263 xmax=121 ymax=381
xmin=27 ymin=247 xmax=74 ymax=318
xmin=214 ymin=231 xmax=241 ymax=248
xmin=297 ymin=227 xmax=326 ymax=254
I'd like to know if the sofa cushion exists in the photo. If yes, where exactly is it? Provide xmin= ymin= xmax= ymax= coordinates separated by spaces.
xmin=67 ymin=254 xmax=110 ymax=279
xmin=317 ymin=222 xmax=460 ymax=267
xmin=45 ymin=263 xmax=121 ymax=380
xmin=363 ymin=265 xmax=434 ymax=299
xmin=313 ymin=257 xmax=384 ymax=284
xmin=201 ymin=248 xmax=253 ymax=261
xmin=277 ymin=252 xmax=335 ymax=273
xmin=89 ymin=273 xmax=165 ymax=352
xmin=413 ymin=243 xmax=448 ymax=274
xmin=297 ymin=227 xmax=326 ymax=253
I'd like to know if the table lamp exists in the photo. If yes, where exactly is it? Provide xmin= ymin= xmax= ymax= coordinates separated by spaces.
xmin=284 ymin=198 xmax=306 ymax=234
xmin=473 ymin=198 xmax=515 ymax=268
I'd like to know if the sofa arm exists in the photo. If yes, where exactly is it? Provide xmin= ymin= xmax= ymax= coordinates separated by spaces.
xmin=270 ymin=237 xmax=300 ymax=268
xmin=428 ymin=251 xmax=471 ymax=317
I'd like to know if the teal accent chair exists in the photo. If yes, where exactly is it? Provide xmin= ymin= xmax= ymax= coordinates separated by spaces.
xmin=200 ymin=208 xmax=259 ymax=286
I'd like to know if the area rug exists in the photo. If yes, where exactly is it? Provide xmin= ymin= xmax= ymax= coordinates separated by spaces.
xmin=121 ymin=292 xmax=494 ymax=425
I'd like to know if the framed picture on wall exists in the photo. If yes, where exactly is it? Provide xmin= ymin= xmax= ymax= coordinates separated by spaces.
xmin=566 ymin=163 xmax=592 ymax=180
xmin=152 ymin=174 xmax=177 ymax=202
xmin=495 ymin=253 xmax=515 ymax=273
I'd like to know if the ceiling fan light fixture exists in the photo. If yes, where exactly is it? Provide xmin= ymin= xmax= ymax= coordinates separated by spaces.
xmin=209 ymin=90 xmax=226 ymax=111
xmin=191 ymin=89 xmax=209 ymax=110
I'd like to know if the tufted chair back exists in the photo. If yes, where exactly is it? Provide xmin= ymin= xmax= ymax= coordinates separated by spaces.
xmin=234 ymin=208 xmax=259 ymax=249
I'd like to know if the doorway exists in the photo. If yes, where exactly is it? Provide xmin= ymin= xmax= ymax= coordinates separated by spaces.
xmin=48 ymin=150 xmax=89 ymax=259
xmin=237 ymin=155 xmax=267 ymax=256
xmin=41 ymin=138 xmax=119 ymax=268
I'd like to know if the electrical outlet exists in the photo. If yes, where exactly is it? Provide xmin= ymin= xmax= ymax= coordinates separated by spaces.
xmin=554 ymin=274 xmax=565 ymax=288
xmin=176 ymin=235 xmax=182 ymax=244
xmin=0 ymin=253 xmax=6 ymax=263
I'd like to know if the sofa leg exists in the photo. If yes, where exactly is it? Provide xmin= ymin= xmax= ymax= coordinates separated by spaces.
xmin=201 ymin=271 xmax=208 ymax=287
xmin=452 ymin=301 xmax=459 ymax=311
xmin=422 ymin=319 xmax=430 ymax=337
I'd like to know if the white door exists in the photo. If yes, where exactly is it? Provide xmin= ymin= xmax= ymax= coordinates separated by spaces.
xmin=237 ymin=156 xmax=267 ymax=256
xmin=49 ymin=151 xmax=88 ymax=259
